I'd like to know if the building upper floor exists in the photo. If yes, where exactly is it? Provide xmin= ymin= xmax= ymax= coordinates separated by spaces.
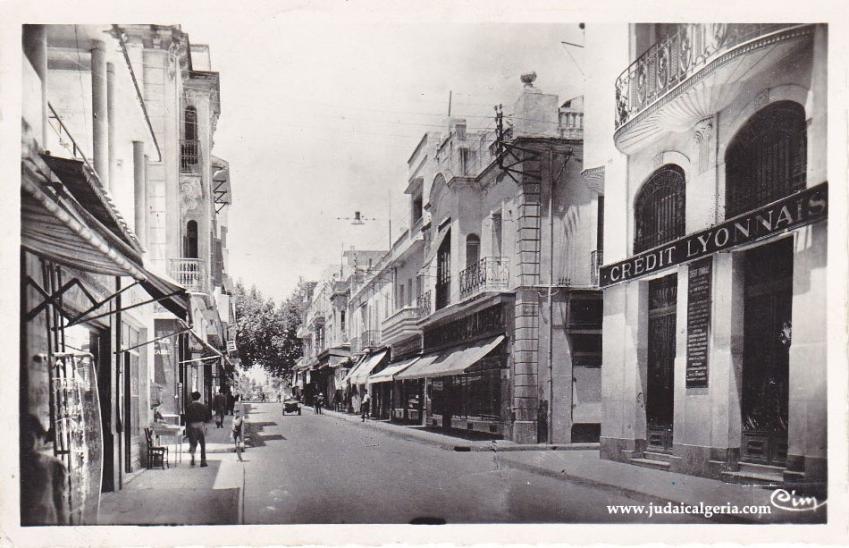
xmin=597 ymin=23 xmax=826 ymax=270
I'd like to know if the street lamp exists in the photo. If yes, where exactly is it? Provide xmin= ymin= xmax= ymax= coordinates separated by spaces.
xmin=337 ymin=211 xmax=392 ymax=249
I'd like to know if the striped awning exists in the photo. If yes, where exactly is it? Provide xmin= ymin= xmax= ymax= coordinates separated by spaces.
xmin=22 ymin=160 xmax=189 ymax=321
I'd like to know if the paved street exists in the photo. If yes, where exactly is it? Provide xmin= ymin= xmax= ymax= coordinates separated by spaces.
xmin=239 ymin=403 xmax=708 ymax=524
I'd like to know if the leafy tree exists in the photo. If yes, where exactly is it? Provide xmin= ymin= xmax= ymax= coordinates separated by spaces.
xmin=232 ymin=278 xmax=315 ymax=378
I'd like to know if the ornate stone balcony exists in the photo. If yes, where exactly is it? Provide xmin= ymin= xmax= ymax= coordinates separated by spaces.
xmin=168 ymin=258 xmax=206 ymax=293
xmin=614 ymin=24 xmax=814 ymax=153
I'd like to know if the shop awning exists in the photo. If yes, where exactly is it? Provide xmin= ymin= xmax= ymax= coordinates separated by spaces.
xmin=23 ymin=165 xmax=190 ymax=322
xmin=40 ymin=154 xmax=142 ymax=252
xmin=394 ymin=352 xmax=443 ymax=381
xmin=22 ymin=175 xmax=146 ymax=279
xmin=139 ymin=269 xmax=190 ymax=321
xmin=341 ymin=354 xmax=368 ymax=384
xmin=395 ymin=335 xmax=505 ymax=380
xmin=348 ymin=350 xmax=388 ymax=385
xmin=180 ymin=319 xmax=223 ymax=358
xmin=368 ymin=356 xmax=420 ymax=384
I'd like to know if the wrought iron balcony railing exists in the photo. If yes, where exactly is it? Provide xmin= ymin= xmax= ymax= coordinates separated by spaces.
xmin=615 ymin=24 xmax=793 ymax=130
xmin=459 ymin=257 xmax=510 ymax=299
xmin=180 ymin=139 xmax=201 ymax=174
xmin=168 ymin=258 xmax=205 ymax=293
xmin=590 ymin=250 xmax=603 ymax=286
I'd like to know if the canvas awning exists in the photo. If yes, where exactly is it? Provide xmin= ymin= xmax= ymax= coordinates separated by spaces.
xmin=22 ymin=175 xmax=190 ymax=321
xmin=368 ymin=356 xmax=420 ymax=384
xmin=395 ymin=335 xmax=505 ymax=380
xmin=40 ymin=154 xmax=142 ymax=252
xmin=341 ymin=354 xmax=368 ymax=384
xmin=348 ymin=350 xmax=388 ymax=385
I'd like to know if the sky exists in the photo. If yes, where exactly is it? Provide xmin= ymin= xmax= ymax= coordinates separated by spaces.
xmin=186 ymin=15 xmax=585 ymax=301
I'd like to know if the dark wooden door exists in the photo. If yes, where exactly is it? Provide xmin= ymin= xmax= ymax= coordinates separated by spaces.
xmin=647 ymin=275 xmax=677 ymax=451
xmin=436 ymin=231 xmax=451 ymax=310
xmin=742 ymin=238 xmax=792 ymax=465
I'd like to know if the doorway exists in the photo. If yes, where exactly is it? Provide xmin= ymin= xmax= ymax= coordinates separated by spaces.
xmin=646 ymin=275 xmax=677 ymax=452
xmin=741 ymin=238 xmax=793 ymax=465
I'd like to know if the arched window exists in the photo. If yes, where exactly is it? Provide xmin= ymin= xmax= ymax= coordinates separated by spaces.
xmin=465 ymin=234 xmax=480 ymax=269
xmin=725 ymin=101 xmax=807 ymax=218
xmin=634 ymin=165 xmax=686 ymax=253
xmin=184 ymin=220 xmax=198 ymax=258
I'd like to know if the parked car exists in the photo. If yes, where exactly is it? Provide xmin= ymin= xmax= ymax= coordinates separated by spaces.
xmin=282 ymin=397 xmax=301 ymax=415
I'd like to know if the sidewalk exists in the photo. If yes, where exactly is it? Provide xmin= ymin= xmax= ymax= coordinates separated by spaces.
xmin=321 ymin=407 xmax=597 ymax=451
xmin=320 ymin=408 xmax=825 ymax=524
xmin=97 ymin=414 xmax=244 ymax=525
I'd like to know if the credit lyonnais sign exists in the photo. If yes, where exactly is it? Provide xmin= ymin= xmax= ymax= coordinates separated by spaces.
xmin=599 ymin=183 xmax=828 ymax=287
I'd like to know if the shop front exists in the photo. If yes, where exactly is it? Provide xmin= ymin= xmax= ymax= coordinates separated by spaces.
xmin=21 ymin=155 xmax=191 ymax=524
xmin=599 ymin=182 xmax=828 ymax=486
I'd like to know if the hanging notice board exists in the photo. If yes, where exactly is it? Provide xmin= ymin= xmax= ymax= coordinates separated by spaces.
xmin=686 ymin=258 xmax=712 ymax=388
xmin=51 ymin=353 xmax=103 ymax=525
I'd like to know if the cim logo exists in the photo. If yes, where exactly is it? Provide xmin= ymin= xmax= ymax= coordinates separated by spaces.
xmin=769 ymin=489 xmax=827 ymax=512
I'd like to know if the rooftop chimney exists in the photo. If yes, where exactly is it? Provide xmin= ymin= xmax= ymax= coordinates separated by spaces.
xmin=512 ymin=72 xmax=559 ymax=139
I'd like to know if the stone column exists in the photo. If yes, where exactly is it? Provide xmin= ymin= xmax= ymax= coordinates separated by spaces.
xmin=23 ymin=25 xmax=48 ymax=146
xmin=107 ymin=62 xmax=116 ymax=191
xmin=133 ymin=141 xmax=147 ymax=246
xmin=90 ymin=40 xmax=108 ymax=187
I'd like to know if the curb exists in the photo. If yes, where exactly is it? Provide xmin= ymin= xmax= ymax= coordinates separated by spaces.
xmin=321 ymin=409 xmax=599 ymax=453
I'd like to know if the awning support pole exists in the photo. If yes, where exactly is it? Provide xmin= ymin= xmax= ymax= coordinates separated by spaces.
xmin=64 ymin=289 xmax=184 ymax=328
xmin=114 ymin=325 xmax=192 ymax=354
xmin=25 ymin=275 xmax=89 ymax=322
xmin=179 ymin=355 xmax=221 ymax=365
xmin=66 ymin=280 xmax=140 ymax=326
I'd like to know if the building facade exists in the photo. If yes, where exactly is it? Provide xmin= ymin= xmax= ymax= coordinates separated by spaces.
xmin=297 ymin=77 xmax=603 ymax=445
xmin=589 ymin=24 xmax=827 ymax=489
xmin=19 ymin=24 xmax=236 ymax=525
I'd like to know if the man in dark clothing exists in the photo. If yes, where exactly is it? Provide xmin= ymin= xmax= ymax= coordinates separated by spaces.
xmin=212 ymin=388 xmax=227 ymax=428
xmin=186 ymin=391 xmax=211 ymax=467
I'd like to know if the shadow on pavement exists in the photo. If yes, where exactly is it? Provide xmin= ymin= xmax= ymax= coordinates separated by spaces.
xmin=245 ymin=420 xmax=285 ymax=447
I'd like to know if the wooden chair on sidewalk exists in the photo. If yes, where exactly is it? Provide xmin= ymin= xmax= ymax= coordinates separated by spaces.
xmin=144 ymin=427 xmax=169 ymax=469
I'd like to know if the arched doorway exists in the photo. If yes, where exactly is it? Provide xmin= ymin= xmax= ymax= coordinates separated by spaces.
xmin=634 ymin=165 xmax=685 ymax=452
xmin=183 ymin=220 xmax=198 ymax=258
xmin=726 ymin=101 xmax=805 ymax=465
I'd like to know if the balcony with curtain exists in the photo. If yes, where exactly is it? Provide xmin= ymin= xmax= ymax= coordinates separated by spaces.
xmin=613 ymin=24 xmax=814 ymax=153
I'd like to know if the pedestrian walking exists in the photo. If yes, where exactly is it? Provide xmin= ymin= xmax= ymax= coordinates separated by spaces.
xmin=361 ymin=390 xmax=371 ymax=422
xmin=185 ymin=391 xmax=211 ymax=467
xmin=226 ymin=389 xmax=235 ymax=415
xmin=232 ymin=406 xmax=245 ymax=462
xmin=212 ymin=388 xmax=227 ymax=428
xmin=314 ymin=392 xmax=325 ymax=415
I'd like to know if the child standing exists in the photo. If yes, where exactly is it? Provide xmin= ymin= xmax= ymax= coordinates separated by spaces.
xmin=232 ymin=406 xmax=245 ymax=462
